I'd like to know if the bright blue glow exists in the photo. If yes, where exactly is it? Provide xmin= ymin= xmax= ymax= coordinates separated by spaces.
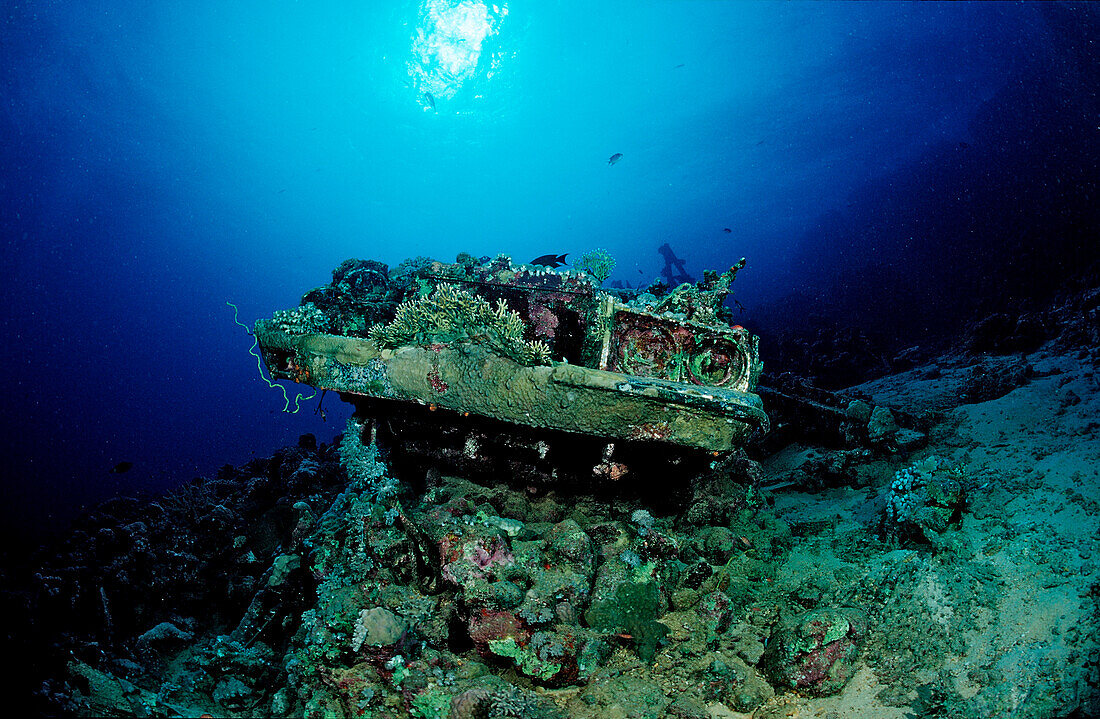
xmin=0 ymin=1 xmax=1079 ymax=533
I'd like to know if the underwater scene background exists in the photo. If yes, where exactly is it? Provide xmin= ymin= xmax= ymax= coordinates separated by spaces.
xmin=1 ymin=1 xmax=1097 ymax=717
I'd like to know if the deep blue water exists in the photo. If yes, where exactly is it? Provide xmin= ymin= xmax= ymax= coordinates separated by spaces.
xmin=1 ymin=1 xmax=1095 ymax=539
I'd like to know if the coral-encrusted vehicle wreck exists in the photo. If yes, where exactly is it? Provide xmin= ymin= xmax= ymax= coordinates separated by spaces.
xmin=256 ymin=252 xmax=768 ymax=484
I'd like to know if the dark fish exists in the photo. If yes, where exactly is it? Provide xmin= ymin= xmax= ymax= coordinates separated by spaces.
xmin=110 ymin=461 xmax=133 ymax=474
xmin=673 ymin=63 xmax=685 ymax=69
xmin=424 ymin=91 xmax=436 ymax=110
xmin=723 ymin=228 xmax=731 ymax=233
xmin=530 ymin=253 xmax=568 ymax=268
xmin=608 ymin=153 xmax=623 ymax=165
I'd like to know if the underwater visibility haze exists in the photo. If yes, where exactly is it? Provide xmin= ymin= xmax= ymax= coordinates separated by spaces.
xmin=1 ymin=1 xmax=1098 ymax=717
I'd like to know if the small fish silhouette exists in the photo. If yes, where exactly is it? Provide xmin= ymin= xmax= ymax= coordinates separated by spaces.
xmin=530 ymin=253 xmax=568 ymax=268
xmin=424 ymin=91 xmax=436 ymax=110
xmin=608 ymin=153 xmax=623 ymax=165
xmin=723 ymin=228 xmax=731 ymax=233
xmin=110 ymin=461 xmax=133 ymax=474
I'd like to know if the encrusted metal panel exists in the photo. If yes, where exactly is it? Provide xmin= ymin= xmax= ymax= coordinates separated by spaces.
xmin=604 ymin=305 xmax=761 ymax=393
xmin=255 ymin=324 xmax=767 ymax=451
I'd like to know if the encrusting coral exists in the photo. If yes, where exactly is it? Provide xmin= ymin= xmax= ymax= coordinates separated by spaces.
xmin=270 ymin=302 xmax=332 ymax=335
xmin=368 ymin=283 xmax=553 ymax=366
xmin=883 ymin=455 xmax=967 ymax=547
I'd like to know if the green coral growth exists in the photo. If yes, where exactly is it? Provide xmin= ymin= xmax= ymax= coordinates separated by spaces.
xmin=368 ymin=283 xmax=552 ymax=366
xmin=410 ymin=690 xmax=451 ymax=719
xmin=884 ymin=455 xmax=967 ymax=548
xmin=270 ymin=302 xmax=331 ymax=334
xmin=585 ymin=580 xmax=670 ymax=663
xmin=575 ymin=249 xmax=616 ymax=284
xmin=487 ymin=637 xmax=563 ymax=681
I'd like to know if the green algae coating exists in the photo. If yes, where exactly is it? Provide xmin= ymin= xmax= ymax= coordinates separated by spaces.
xmin=820 ymin=616 xmax=850 ymax=645
xmin=487 ymin=638 xmax=563 ymax=681
xmin=254 ymin=325 xmax=767 ymax=451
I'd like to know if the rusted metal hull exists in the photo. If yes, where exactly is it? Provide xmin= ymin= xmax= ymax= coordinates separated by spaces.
xmin=256 ymin=323 xmax=768 ymax=452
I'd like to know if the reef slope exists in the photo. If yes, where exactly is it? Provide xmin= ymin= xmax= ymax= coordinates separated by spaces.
xmin=6 ymin=344 xmax=1098 ymax=718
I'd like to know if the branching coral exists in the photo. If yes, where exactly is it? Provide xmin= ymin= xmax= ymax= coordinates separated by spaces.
xmin=575 ymin=249 xmax=617 ymax=284
xmin=368 ymin=284 xmax=552 ymax=366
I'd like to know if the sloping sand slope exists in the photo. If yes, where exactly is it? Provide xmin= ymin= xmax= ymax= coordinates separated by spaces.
xmin=755 ymin=347 xmax=1099 ymax=718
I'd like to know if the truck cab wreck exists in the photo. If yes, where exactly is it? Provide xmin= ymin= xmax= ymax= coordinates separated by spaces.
xmin=254 ymin=253 xmax=769 ymax=490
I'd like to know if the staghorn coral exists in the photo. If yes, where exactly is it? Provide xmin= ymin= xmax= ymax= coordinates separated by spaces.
xmin=368 ymin=283 xmax=552 ymax=366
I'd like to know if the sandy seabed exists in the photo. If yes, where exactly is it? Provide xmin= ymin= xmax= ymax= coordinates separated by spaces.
xmin=751 ymin=346 xmax=1099 ymax=718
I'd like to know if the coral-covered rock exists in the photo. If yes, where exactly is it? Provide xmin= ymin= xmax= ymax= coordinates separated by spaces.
xmin=134 ymin=621 xmax=192 ymax=656
xmin=468 ymin=609 xmax=529 ymax=649
xmin=867 ymin=405 xmax=899 ymax=443
xmin=212 ymin=676 xmax=253 ymax=710
xmin=763 ymin=607 xmax=867 ymax=696
xmin=510 ymin=520 xmax=597 ymax=627
xmin=440 ymin=533 xmax=515 ymax=587
xmin=579 ymin=675 xmax=671 ymax=717
xmin=699 ymin=526 xmax=737 ymax=563
xmin=845 ymin=399 xmax=873 ymax=424
xmin=450 ymin=687 xmax=492 ymax=719
xmin=351 ymin=607 xmax=406 ymax=650
xmin=586 ymin=575 xmax=669 ymax=663
xmin=884 ymin=456 xmax=967 ymax=545
xmin=961 ymin=357 xmax=1032 ymax=403
xmin=695 ymin=590 xmax=735 ymax=636
xmin=964 ymin=311 xmax=1048 ymax=354
xmin=545 ymin=519 xmax=596 ymax=575
xmin=696 ymin=651 xmax=775 ymax=712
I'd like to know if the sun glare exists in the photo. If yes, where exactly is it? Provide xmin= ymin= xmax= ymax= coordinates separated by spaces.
xmin=408 ymin=0 xmax=508 ymax=108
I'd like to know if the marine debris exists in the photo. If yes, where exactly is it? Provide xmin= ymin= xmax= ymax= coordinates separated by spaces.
xmin=253 ymin=252 xmax=768 ymax=455
xmin=8 ymin=259 xmax=1100 ymax=719
xmin=657 ymin=243 xmax=694 ymax=287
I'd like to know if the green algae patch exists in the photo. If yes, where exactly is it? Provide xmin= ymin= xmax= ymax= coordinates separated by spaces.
xmin=486 ymin=637 xmax=563 ymax=681
xmin=585 ymin=579 xmax=670 ymax=663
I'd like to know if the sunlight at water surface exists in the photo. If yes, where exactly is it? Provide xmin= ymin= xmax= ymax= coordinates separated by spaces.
xmin=408 ymin=0 xmax=508 ymax=108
